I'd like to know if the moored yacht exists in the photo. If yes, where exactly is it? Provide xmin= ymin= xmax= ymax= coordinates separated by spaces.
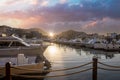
xmin=0 ymin=35 xmax=50 ymax=75
xmin=0 ymin=35 xmax=48 ymax=56
xmin=104 ymin=43 xmax=120 ymax=51
xmin=85 ymin=38 xmax=96 ymax=48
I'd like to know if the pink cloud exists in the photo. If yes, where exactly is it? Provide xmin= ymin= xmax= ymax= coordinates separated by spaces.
xmin=5 ymin=0 xmax=18 ymax=5
xmin=4 ymin=0 xmax=39 ymax=5
xmin=60 ymin=0 xmax=67 ymax=4
xmin=88 ymin=21 xmax=97 ymax=26
xmin=0 ymin=11 xmax=46 ymax=29
xmin=40 ymin=0 xmax=49 ymax=7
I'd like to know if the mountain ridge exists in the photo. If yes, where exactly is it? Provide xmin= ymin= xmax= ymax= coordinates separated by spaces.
xmin=56 ymin=29 xmax=88 ymax=40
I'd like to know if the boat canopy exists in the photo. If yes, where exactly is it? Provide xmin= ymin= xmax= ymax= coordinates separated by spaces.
xmin=0 ymin=36 xmax=30 ymax=47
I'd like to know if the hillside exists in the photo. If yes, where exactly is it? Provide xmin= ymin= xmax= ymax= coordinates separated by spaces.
xmin=0 ymin=25 xmax=47 ymax=39
xmin=28 ymin=28 xmax=47 ymax=35
xmin=56 ymin=30 xmax=87 ymax=40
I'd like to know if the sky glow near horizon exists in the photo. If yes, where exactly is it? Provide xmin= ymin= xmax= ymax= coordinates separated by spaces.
xmin=0 ymin=0 xmax=120 ymax=34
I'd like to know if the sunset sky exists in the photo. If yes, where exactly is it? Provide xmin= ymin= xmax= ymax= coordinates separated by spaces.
xmin=0 ymin=0 xmax=120 ymax=34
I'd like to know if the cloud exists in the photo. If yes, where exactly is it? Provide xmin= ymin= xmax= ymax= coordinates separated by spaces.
xmin=0 ymin=0 xmax=120 ymax=34
xmin=60 ymin=0 xmax=67 ymax=4
xmin=1 ymin=0 xmax=120 ymax=21
xmin=40 ymin=0 xmax=48 ymax=6
xmin=26 ymin=0 xmax=120 ymax=23
xmin=0 ymin=0 xmax=40 ymax=12
xmin=0 ymin=17 xmax=22 ymax=28
xmin=4 ymin=0 xmax=38 ymax=5
xmin=82 ymin=18 xmax=120 ymax=34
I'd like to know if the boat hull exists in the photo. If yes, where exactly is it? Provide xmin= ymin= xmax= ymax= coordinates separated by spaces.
xmin=0 ymin=46 xmax=47 ymax=56
xmin=0 ymin=63 xmax=44 ymax=76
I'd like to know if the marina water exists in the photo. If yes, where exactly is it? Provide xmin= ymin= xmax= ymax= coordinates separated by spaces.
xmin=44 ymin=43 xmax=120 ymax=80
xmin=0 ymin=43 xmax=120 ymax=80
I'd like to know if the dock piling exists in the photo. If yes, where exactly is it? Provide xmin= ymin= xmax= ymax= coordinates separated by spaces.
xmin=5 ymin=62 xmax=11 ymax=80
xmin=92 ymin=57 xmax=98 ymax=80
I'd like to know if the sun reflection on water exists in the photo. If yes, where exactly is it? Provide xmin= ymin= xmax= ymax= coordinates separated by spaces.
xmin=48 ymin=46 xmax=57 ymax=55
xmin=44 ymin=45 xmax=63 ymax=62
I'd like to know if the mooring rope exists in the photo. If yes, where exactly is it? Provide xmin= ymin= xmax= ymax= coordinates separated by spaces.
xmin=98 ymin=62 xmax=120 ymax=68
xmin=11 ymin=68 xmax=92 ymax=78
xmin=11 ymin=62 xmax=92 ymax=72
xmin=11 ymin=66 xmax=43 ymax=72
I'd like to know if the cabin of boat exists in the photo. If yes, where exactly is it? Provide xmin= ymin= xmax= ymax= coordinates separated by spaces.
xmin=0 ymin=35 xmax=48 ymax=56
xmin=0 ymin=36 xmax=30 ymax=48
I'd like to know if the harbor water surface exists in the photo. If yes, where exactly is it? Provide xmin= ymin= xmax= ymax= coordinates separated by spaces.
xmin=0 ymin=43 xmax=120 ymax=80
xmin=44 ymin=43 xmax=120 ymax=80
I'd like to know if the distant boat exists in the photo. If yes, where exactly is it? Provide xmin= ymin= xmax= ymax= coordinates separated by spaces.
xmin=0 ymin=35 xmax=48 ymax=56
xmin=86 ymin=38 xmax=120 ymax=51
xmin=85 ymin=39 xmax=96 ymax=48
xmin=104 ymin=43 xmax=120 ymax=51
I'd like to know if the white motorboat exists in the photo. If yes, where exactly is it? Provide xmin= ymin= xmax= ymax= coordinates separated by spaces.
xmin=0 ymin=35 xmax=48 ymax=56
xmin=0 ymin=35 xmax=50 ymax=75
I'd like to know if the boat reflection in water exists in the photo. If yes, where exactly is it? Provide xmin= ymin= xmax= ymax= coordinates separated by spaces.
xmin=82 ymin=48 xmax=116 ymax=59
